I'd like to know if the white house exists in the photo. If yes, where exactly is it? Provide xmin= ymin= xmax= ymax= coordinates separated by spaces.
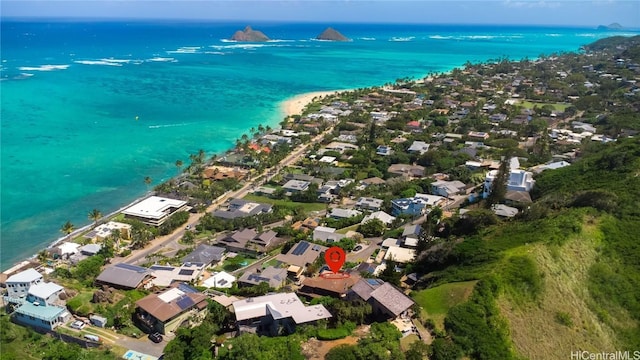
xmin=5 ymin=268 xmax=42 ymax=299
xmin=122 ymin=196 xmax=188 ymax=227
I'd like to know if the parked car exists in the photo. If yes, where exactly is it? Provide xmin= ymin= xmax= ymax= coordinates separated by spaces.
xmin=149 ymin=332 xmax=163 ymax=343
xmin=70 ymin=320 xmax=85 ymax=330
xmin=84 ymin=334 xmax=100 ymax=342
xmin=353 ymin=245 xmax=363 ymax=252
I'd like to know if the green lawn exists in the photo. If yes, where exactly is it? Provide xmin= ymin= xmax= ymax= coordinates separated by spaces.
xmin=411 ymin=280 xmax=477 ymax=330
xmin=336 ymin=224 xmax=360 ymax=234
xmin=518 ymin=101 xmax=571 ymax=111
xmin=242 ymin=194 xmax=326 ymax=212
xmin=214 ymin=254 xmax=256 ymax=272
xmin=400 ymin=334 xmax=421 ymax=352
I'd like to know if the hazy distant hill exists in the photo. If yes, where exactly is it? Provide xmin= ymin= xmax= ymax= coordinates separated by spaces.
xmin=597 ymin=22 xmax=624 ymax=31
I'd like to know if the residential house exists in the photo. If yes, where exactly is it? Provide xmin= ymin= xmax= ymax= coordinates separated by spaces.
xmin=360 ymin=177 xmax=386 ymax=187
xmin=406 ymin=121 xmax=423 ymax=132
xmin=5 ymin=269 xmax=71 ymax=331
xmin=149 ymin=263 xmax=205 ymax=288
xmin=328 ymin=208 xmax=362 ymax=220
xmin=237 ymin=266 xmax=287 ymax=289
xmin=401 ymin=224 xmax=422 ymax=248
xmin=218 ymin=229 xmax=279 ymax=256
xmin=467 ymin=131 xmax=490 ymax=140
xmin=431 ymin=180 xmax=467 ymax=197
xmin=122 ymin=196 xmax=188 ymax=227
xmin=390 ymin=197 xmax=428 ymax=217
xmin=349 ymin=280 xmax=414 ymax=318
xmin=482 ymin=169 xmax=535 ymax=198
xmin=291 ymin=217 xmax=319 ymax=233
xmin=492 ymin=204 xmax=519 ymax=218
xmin=202 ymin=271 xmax=236 ymax=289
xmin=232 ymin=293 xmax=331 ymax=336
xmin=83 ymin=221 xmax=131 ymax=242
xmin=361 ymin=211 xmax=396 ymax=226
xmin=79 ymin=244 xmax=102 ymax=256
xmin=5 ymin=268 xmax=42 ymax=300
xmin=182 ymin=244 xmax=226 ymax=267
xmin=276 ymin=241 xmax=327 ymax=272
xmin=96 ymin=263 xmax=153 ymax=290
xmin=384 ymin=246 xmax=416 ymax=264
xmin=212 ymin=199 xmax=273 ymax=220
xmin=312 ymin=226 xmax=344 ymax=243
xmin=298 ymin=273 xmax=361 ymax=299
xmin=407 ymin=141 xmax=430 ymax=155
xmin=376 ymin=145 xmax=393 ymax=156
xmin=282 ymin=179 xmax=311 ymax=194
xmin=202 ymin=166 xmax=249 ymax=181
xmin=354 ymin=197 xmax=384 ymax=211
xmin=135 ymin=283 xmax=208 ymax=335
xmin=414 ymin=193 xmax=448 ymax=208
xmin=387 ymin=164 xmax=425 ymax=178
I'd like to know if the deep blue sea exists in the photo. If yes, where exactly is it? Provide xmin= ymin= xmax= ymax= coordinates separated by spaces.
xmin=1 ymin=21 xmax=637 ymax=270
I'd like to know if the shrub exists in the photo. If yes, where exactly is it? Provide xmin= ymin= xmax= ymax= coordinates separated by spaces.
xmin=317 ymin=327 xmax=350 ymax=340
xmin=555 ymin=311 xmax=573 ymax=327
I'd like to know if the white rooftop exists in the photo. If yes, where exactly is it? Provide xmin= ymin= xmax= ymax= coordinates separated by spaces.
xmin=28 ymin=282 xmax=63 ymax=300
xmin=157 ymin=287 xmax=185 ymax=303
xmin=202 ymin=271 xmax=236 ymax=289
xmin=122 ymin=196 xmax=187 ymax=220
xmin=232 ymin=292 xmax=331 ymax=324
xmin=384 ymin=246 xmax=416 ymax=263
xmin=58 ymin=242 xmax=80 ymax=255
xmin=6 ymin=268 xmax=42 ymax=283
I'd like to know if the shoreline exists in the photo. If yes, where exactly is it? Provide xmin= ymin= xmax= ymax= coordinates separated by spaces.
xmin=1 ymin=89 xmax=348 ymax=274
xmin=280 ymin=89 xmax=348 ymax=117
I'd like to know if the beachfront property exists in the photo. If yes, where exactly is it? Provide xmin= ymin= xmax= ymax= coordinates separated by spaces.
xmin=135 ymin=283 xmax=208 ymax=335
xmin=83 ymin=221 xmax=132 ymax=243
xmin=232 ymin=292 xmax=331 ymax=336
xmin=121 ymin=196 xmax=188 ymax=227
xmin=213 ymin=199 xmax=273 ymax=220
xmin=4 ymin=269 xmax=71 ymax=331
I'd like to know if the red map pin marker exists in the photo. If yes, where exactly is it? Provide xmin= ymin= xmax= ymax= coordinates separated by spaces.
xmin=325 ymin=246 xmax=346 ymax=273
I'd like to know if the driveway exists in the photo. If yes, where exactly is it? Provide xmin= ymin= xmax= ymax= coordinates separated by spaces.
xmin=346 ymin=237 xmax=382 ymax=263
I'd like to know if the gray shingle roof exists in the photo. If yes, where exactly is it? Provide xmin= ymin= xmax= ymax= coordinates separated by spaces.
xmin=370 ymin=282 xmax=414 ymax=317
xmin=182 ymin=244 xmax=226 ymax=265
xmin=96 ymin=263 xmax=151 ymax=289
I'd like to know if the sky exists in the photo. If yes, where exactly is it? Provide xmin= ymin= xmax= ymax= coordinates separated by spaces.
xmin=1 ymin=0 xmax=639 ymax=27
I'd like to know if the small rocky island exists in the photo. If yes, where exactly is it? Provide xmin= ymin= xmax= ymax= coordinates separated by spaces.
xmin=597 ymin=23 xmax=624 ymax=31
xmin=230 ymin=26 xmax=270 ymax=42
xmin=316 ymin=27 xmax=348 ymax=41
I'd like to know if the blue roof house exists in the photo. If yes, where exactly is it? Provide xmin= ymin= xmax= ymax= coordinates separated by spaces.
xmin=391 ymin=198 xmax=427 ymax=217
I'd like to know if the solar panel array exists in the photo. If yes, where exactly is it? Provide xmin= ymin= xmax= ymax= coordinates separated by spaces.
xmin=176 ymin=296 xmax=195 ymax=310
xmin=247 ymin=274 xmax=270 ymax=283
xmin=150 ymin=265 xmax=174 ymax=271
xmin=116 ymin=263 xmax=148 ymax=273
xmin=177 ymin=283 xmax=199 ymax=294
xmin=292 ymin=241 xmax=310 ymax=256
xmin=312 ymin=245 xmax=321 ymax=251
xmin=178 ymin=269 xmax=195 ymax=276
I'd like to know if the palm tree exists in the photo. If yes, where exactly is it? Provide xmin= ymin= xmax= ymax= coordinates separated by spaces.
xmin=197 ymin=149 xmax=206 ymax=163
xmin=61 ymin=221 xmax=74 ymax=240
xmin=175 ymin=159 xmax=183 ymax=174
xmin=257 ymin=124 xmax=265 ymax=134
xmin=88 ymin=209 xmax=102 ymax=229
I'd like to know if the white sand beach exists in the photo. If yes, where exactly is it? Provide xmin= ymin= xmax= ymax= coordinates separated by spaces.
xmin=281 ymin=90 xmax=346 ymax=117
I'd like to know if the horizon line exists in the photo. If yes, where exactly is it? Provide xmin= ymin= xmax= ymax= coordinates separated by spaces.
xmin=1 ymin=16 xmax=635 ymax=29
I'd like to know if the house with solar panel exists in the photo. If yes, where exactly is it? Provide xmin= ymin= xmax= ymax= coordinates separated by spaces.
xmin=181 ymin=244 xmax=226 ymax=268
xmin=231 ymin=292 xmax=332 ymax=336
xmin=237 ymin=266 xmax=287 ymax=289
xmin=135 ymin=283 xmax=208 ymax=335
xmin=275 ymin=241 xmax=328 ymax=279
xmin=149 ymin=263 xmax=205 ymax=288
xmin=95 ymin=263 xmax=154 ymax=290
xmin=218 ymin=229 xmax=281 ymax=256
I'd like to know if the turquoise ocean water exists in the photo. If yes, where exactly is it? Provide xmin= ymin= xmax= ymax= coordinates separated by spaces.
xmin=1 ymin=21 xmax=637 ymax=270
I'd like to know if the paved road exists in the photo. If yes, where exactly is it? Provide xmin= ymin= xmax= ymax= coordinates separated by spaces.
xmin=346 ymin=237 xmax=382 ymax=263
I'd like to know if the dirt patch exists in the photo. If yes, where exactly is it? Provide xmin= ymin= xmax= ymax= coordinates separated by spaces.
xmin=301 ymin=336 xmax=359 ymax=360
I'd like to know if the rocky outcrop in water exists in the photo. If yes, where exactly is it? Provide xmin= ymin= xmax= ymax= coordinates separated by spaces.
xmin=231 ymin=26 xmax=270 ymax=42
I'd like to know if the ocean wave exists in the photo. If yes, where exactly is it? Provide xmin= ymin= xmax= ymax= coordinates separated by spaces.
xmin=220 ymin=39 xmax=236 ymax=43
xmin=166 ymin=46 xmax=201 ymax=54
xmin=430 ymin=34 xmax=523 ymax=41
xmin=74 ymin=60 xmax=123 ymax=66
xmin=148 ymin=123 xmax=189 ymax=129
xmin=147 ymin=57 xmax=178 ymax=62
xmin=429 ymin=35 xmax=454 ymax=40
xmin=210 ymin=43 xmax=283 ymax=50
xmin=204 ymin=51 xmax=226 ymax=55
xmin=358 ymin=37 xmax=376 ymax=41
xmin=267 ymin=39 xmax=295 ymax=43
xmin=577 ymin=33 xmax=596 ymax=37
xmin=17 ymin=64 xmax=70 ymax=71
xmin=545 ymin=33 xmax=562 ymax=37
xmin=389 ymin=36 xmax=415 ymax=42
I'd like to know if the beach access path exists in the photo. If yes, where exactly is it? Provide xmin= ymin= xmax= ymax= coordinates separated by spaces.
xmin=113 ymin=91 xmax=341 ymax=267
